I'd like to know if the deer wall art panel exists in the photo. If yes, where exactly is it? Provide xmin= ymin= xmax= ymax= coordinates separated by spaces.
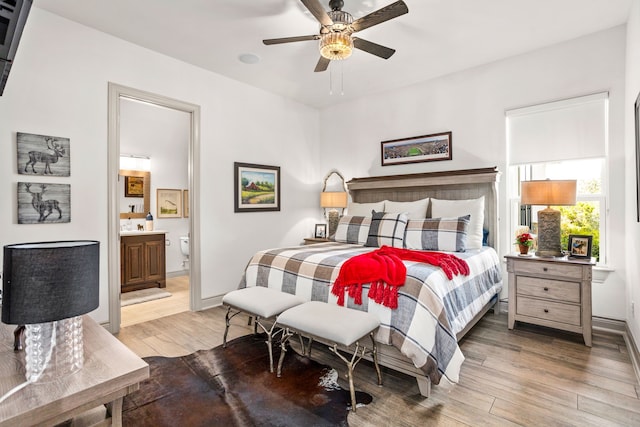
xmin=17 ymin=132 xmax=70 ymax=176
xmin=18 ymin=182 xmax=71 ymax=224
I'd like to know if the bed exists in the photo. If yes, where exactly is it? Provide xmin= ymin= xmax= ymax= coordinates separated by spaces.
xmin=240 ymin=167 xmax=503 ymax=397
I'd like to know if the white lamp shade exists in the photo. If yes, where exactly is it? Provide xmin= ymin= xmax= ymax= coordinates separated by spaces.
xmin=320 ymin=191 xmax=348 ymax=208
xmin=521 ymin=180 xmax=577 ymax=206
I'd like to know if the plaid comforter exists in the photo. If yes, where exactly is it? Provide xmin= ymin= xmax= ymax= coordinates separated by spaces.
xmin=240 ymin=242 xmax=502 ymax=385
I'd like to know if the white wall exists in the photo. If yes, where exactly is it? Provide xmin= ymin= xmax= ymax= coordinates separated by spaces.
xmin=625 ymin=0 xmax=640 ymax=343
xmin=119 ymin=99 xmax=190 ymax=274
xmin=319 ymin=26 xmax=628 ymax=319
xmin=0 ymin=8 xmax=321 ymax=324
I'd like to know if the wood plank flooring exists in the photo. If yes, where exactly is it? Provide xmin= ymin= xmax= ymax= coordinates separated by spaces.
xmin=120 ymin=275 xmax=190 ymax=327
xmin=116 ymin=309 xmax=640 ymax=426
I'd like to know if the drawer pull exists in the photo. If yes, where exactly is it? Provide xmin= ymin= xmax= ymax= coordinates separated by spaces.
xmin=544 ymin=309 xmax=549 ymax=313
xmin=543 ymin=287 xmax=549 ymax=291
xmin=543 ymin=267 xmax=548 ymax=272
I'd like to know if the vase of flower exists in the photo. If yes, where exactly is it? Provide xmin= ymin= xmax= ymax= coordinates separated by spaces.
xmin=515 ymin=232 xmax=534 ymax=255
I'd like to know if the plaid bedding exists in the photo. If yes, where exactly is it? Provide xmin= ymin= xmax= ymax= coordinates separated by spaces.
xmin=240 ymin=242 xmax=502 ymax=385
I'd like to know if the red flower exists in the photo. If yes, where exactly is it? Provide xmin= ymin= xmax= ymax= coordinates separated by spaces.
xmin=515 ymin=233 xmax=534 ymax=246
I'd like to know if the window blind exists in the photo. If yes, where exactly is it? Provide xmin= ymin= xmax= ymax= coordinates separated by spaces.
xmin=507 ymin=92 xmax=607 ymax=165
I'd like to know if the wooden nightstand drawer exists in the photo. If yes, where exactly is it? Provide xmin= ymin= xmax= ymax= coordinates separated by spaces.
xmin=516 ymin=296 xmax=581 ymax=326
xmin=516 ymin=276 xmax=580 ymax=303
xmin=512 ymin=260 xmax=583 ymax=280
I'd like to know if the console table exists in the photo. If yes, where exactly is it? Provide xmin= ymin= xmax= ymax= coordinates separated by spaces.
xmin=0 ymin=315 xmax=148 ymax=426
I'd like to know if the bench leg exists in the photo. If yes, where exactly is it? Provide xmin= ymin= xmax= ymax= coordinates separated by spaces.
xmin=277 ymin=328 xmax=295 ymax=378
xmin=369 ymin=333 xmax=382 ymax=386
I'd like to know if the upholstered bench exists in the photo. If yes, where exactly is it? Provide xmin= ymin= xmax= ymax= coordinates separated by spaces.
xmin=276 ymin=301 xmax=383 ymax=412
xmin=222 ymin=286 xmax=304 ymax=373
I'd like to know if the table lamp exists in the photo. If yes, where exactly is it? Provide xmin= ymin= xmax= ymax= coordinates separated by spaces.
xmin=521 ymin=180 xmax=576 ymax=257
xmin=320 ymin=170 xmax=348 ymax=237
xmin=2 ymin=241 xmax=99 ymax=382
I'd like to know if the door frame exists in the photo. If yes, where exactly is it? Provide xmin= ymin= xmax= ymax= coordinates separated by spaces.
xmin=107 ymin=83 xmax=202 ymax=333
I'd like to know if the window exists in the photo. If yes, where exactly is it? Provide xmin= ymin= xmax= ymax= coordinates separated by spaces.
xmin=509 ymin=160 xmax=606 ymax=263
xmin=506 ymin=93 xmax=608 ymax=264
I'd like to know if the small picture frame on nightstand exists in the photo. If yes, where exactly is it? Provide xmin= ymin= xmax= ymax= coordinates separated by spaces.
xmin=314 ymin=224 xmax=327 ymax=239
xmin=568 ymin=234 xmax=592 ymax=259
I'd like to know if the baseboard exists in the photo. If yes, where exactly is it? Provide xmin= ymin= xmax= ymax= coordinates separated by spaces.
xmin=200 ymin=295 xmax=223 ymax=310
xmin=624 ymin=323 xmax=640 ymax=385
xmin=167 ymin=270 xmax=189 ymax=278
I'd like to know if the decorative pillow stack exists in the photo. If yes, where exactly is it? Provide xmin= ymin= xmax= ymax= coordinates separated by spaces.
xmin=430 ymin=196 xmax=485 ymax=249
xmin=365 ymin=211 xmax=408 ymax=248
xmin=334 ymin=215 xmax=372 ymax=245
xmin=404 ymin=215 xmax=470 ymax=252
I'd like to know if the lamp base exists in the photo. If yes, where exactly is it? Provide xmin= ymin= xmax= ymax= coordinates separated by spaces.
xmin=327 ymin=209 xmax=340 ymax=237
xmin=536 ymin=207 xmax=564 ymax=257
xmin=25 ymin=316 xmax=84 ymax=382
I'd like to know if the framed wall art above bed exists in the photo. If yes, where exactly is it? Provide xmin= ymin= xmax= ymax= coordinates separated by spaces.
xmin=381 ymin=131 xmax=452 ymax=166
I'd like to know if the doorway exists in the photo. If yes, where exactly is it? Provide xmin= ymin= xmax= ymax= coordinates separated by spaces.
xmin=107 ymin=83 xmax=202 ymax=334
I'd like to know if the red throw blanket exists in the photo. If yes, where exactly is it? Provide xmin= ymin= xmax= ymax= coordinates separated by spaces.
xmin=331 ymin=246 xmax=470 ymax=309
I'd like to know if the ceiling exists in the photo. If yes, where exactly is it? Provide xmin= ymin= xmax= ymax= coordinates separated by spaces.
xmin=36 ymin=0 xmax=632 ymax=109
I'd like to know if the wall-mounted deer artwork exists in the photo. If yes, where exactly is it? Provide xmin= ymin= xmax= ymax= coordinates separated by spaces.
xmin=17 ymin=132 xmax=71 ymax=176
xmin=18 ymin=182 xmax=70 ymax=224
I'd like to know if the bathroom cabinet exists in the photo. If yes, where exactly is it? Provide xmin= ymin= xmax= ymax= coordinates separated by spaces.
xmin=120 ymin=233 xmax=166 ymax=292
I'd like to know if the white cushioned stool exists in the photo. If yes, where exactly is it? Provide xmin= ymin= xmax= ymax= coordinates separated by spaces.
xmin=276 ymin=301 xmax=382 ymax=412
xmin=222 ymin=286 xmax=304 ymax=373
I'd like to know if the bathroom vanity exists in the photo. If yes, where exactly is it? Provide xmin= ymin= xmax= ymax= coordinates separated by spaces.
xmin=120 ymin=231 xmax=166 ymax=293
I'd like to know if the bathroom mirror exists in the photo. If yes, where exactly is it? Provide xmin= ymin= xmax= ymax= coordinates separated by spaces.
xmin=119 ymin=169 xmax=150 ymax=219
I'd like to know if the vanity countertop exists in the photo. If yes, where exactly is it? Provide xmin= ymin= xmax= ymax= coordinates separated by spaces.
xmin=120 ymin=230 xmax=167 ymax=236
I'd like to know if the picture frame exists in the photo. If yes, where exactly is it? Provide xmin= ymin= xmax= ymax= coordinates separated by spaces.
xmin=125 ymin=176 xmax=144 ymax=197
xmin=635 ymin=91 xmax=640 ymax=222
xmin=18 ymin=182 xmax=71 ymax=224
xmin=381 ymin=131 xmax=452 ymax=166
xmin=183 ymin=189 xmax=189 ymax=218
xmin=567 ymin=234 xmax=593 ymax=259
xmin=157 ymin=188 xmax=182 ymax=218
xmin=234 ymin=162 xmax=280 ymax=213
xmin=17 ymin=132 xmax=71 ymax=176
xmin=314 ymin=224 xmax=327 ymax=239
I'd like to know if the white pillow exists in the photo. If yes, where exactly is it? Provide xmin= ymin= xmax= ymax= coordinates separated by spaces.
xmin=347 ymin=201 xmax=385 ymax=217
xmin=430 ymin=196 xmax=485 ymax=249
xmin=384 ymin=198 xmax=429 ymax=220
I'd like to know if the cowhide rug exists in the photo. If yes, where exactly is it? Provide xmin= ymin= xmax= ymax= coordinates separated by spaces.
xmin=122 ymin=334 xmax=372 ymax=426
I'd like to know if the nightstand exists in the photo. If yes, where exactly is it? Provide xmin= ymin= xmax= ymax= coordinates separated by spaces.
xmin=303 ymin=237 xmax=330 ymax=245
xmin=505 ymin=254 xmax=595 ymax=346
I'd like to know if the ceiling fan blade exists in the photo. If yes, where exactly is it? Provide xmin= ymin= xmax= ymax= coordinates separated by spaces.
xmin=350 ymin=0 xmax=409 ymax=33
xmin=314 ymin=56 xmax=330 ymax=72
xmin=300 ymin=0 xmax=333 ymax=27
xmin=352 ymin=37 xmax=395 ymax=59
xmin=263 ymin=35 xmax=320 ymax=45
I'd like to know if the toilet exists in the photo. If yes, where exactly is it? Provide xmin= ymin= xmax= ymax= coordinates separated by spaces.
xmin=180 ymin=236 xmax=189 ymax=257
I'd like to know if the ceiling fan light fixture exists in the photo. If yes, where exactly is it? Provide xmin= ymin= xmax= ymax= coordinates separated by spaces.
xmin=328 ymin=10 xmax=353 ymax=31
xmin=319 ymin=32 xmax=353 ymax=60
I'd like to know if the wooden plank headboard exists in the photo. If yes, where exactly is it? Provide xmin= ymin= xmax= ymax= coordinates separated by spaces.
xmin=346 ymin=167 xmax=501 ymax=251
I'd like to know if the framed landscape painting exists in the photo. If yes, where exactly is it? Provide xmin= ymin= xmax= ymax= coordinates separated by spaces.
xmin=234 ymin=162 xmax=280 ymax=213
xmin=157 ymin=188 xmax=182 ymax=218
xmin=381 ymin=131 xmax=452 ymax=166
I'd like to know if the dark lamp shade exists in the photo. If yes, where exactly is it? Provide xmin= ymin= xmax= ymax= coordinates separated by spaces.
xmin=2 ymin=241 xmax=99 ymax=325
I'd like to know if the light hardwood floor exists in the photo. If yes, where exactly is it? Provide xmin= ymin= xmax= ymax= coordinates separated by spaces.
xmin=120 ymin=275 xmax=190 ymax=327
xmin=116 ymin=310 xmax=640 ymax=426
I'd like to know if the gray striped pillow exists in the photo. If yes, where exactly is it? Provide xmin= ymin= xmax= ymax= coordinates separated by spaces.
xmin=334 ymin=215 xmax=371 ymax=245
xmin=365 ymin=211 xmax=408 ymax=248
xmin=404 ymin=215 xmax=470 ymax=252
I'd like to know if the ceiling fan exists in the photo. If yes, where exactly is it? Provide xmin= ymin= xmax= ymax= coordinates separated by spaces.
xmin=263 ymin=0 xmax=409 ymax=72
